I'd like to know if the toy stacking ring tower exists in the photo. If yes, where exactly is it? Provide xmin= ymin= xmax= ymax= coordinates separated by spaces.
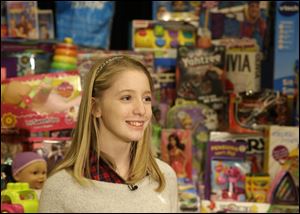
xmin=50 ymin=37 xmax=78 ymax=72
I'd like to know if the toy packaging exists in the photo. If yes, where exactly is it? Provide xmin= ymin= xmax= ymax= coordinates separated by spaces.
xmin=211 ymin=160 xmax=251 ymax=202
xmin=177 ymin=177 xmax=200 ymax=212
xmin=214 ymin=38 xmax=262 ymax=93
xmin=176 ymin=45 xmax=227 ymax=130
xmin=265 ymin=125 xmax=299 ymax=205
xmin=160 ymin=128 xmax=193 ymax=180
xmin=38 ymin=9 xmax=54 ymax=40
xmin=132 ymin=20 xmax=197 ymax=50
xmin=152 ymin=1 xmax=200 ymax=24
xmin=204 ymin=139 xmax=249 ymax=201
xmin=229 ymin=90 xmax=291 ymax=133
xmin=273 ymin=1 xmax=299 ymax=96
xmin=245 ymin=175 xmax=270 ymax=203
xmin=209 ymin=131 xmax=265 ymax=175
xmin=55 ymin=1 xmax=115 ymax=49
xmin=198 ymin=1 xmax=270 ymax=54
xmin=167 ymin=99 xmax=218 ymax=184
xmin=1 ymin=71 xmax=81 ymax=134
xmin=201 ymin=200 xmax=270 ymax=213
xmin=6 ymin=1 xmax=39 ymax=39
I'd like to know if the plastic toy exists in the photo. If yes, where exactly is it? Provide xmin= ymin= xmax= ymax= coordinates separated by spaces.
xmin=1 ymin=182 xmax=39 ymax=213
xmin=133 ymin=20 xmax=196 ymax=49
xmin=50 ymin=37 xmax=78 ymax=72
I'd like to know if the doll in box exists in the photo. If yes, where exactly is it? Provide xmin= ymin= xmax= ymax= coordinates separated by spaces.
xmin=2 ymin=79 xmax=81 ymax=115
xmin=12 ymin=152 xmax=47 ymax=198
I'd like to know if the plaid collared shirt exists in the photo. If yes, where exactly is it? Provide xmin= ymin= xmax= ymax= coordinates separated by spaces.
xmin=89 ymin=152 xmax=126 ymax=184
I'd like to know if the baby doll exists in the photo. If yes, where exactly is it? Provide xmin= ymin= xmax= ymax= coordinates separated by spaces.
xmin=12 ymin=152 xmax=47 ymax=198
xmin=3 ymin=80 xmax=81 ymax=114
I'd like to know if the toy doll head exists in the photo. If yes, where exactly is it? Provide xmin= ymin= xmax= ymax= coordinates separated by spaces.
xmin=2 ymin=81 xmax=32 ymax=105
xmin=12 ymin=152 xmax=47 ymax=190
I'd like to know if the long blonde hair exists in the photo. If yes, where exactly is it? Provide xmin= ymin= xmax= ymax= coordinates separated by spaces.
xmin=51 ymin=56 xmax=166 ymax=192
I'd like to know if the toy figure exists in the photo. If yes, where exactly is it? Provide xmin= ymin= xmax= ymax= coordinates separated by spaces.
xmin=12 ymin=152 xmax=47 ymax=198
xmin=167 ymin=133 xmax=187 ymax=178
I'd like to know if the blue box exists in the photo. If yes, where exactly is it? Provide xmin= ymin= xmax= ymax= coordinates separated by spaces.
xmin=273 ymin=1 xmax=299 ymax=96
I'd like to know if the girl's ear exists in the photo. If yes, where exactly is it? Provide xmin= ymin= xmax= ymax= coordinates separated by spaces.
xmin=91 ymin=97 xmax=101 ymax=118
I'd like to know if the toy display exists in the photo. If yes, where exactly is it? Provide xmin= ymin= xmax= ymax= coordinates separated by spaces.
xmin=50 ymin=37 xmax=78 ymax=72
xmin=1 ymin=2 xmax=299 ymax=211
xmin=1 ymin=182 xmax=39 ymax=213
xmin=132 ymin=20 xmax=196 ymax=49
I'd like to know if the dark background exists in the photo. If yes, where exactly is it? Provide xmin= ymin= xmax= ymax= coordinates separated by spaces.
xmin=38 ymin=1 xmax=274 ymax=89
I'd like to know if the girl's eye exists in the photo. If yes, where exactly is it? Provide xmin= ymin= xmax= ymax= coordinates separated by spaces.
xmin=144 ymin=96 xmax=152 ymax=102
xmin=121 ymin=95 xmax=131 ymax=101
xmin=33 ymin=171 xmax=38 ymax=175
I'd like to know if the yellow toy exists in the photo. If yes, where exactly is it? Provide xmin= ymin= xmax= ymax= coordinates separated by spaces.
xmin=134 ymin=22 xmax=196 ymax=49
xmin=1 ymin=182 xmax=39 ymax=213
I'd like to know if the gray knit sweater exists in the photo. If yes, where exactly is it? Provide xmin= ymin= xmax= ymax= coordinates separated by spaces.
xmin=38 ymin=159 xmax=178 ymax=213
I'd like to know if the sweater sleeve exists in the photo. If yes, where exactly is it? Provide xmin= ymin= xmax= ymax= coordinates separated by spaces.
xmin=168 ymin=166 xmax=179 ymax=213
xmin=38 ymin=172 xmax=65 ymax=213
xmin=156 ymin=159 xmax=179 ymax=213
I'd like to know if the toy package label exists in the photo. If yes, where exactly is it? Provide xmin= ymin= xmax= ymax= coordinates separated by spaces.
xmin=56 ymin=1 xmax=115 ymax=49
xmin=273 ymin=1 xmax=299 ymax=96
xmin=152 ymin=1 xmax=200 ymax=23
xmin=38 ymin=9 xmax=54 ymax=40
xmin=161 ymin=129 xmax=193 ymax=180
xmin=211 ymin=160 xmax=251 ymax=202
xmin=204 ymin=139 xmax=248 ymax=200
xmin=1 ymin=71 xmax=81 ymax=132
xmin=6 ymin=1 xmax=39 ymax=39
